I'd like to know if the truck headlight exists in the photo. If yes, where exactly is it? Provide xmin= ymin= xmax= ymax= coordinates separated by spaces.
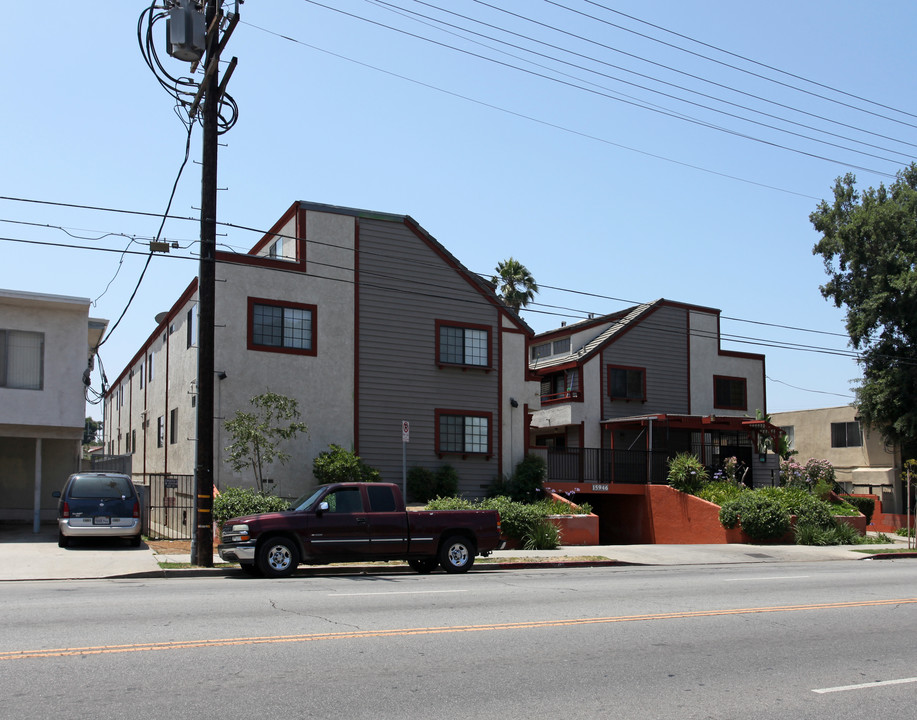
xmin=224 ymin=523 xmax=250 ymax=542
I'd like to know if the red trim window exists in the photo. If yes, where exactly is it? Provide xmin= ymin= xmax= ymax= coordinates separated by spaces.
xmin=435 ymin=409 xmax=492 ymax=457
xmin=608 ymin=365 xmax=646 ymax=402
xmin=248 ymin=297 xmax=317 ymax=356
xmin=436 ymin=320 xmax=492 ymax=369
xmin=713 ymin=375 xmax=747 ymax=410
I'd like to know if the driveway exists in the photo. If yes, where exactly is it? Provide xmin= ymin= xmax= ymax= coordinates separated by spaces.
xmin=0 ymin=525 xmax=163 ymax=581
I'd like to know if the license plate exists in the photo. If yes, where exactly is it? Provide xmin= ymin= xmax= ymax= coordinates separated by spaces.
xmin=93 ymin=516 xmax=111 ymax=525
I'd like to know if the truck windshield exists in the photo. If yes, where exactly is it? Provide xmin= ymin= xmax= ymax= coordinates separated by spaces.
xmin=289 ymin=486 xmax=327 ymax=512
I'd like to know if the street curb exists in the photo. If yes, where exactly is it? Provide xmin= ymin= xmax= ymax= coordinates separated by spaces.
xmin=863 ymin=552 xmax=917 ymax=560
xmin=149 ymin=559 xmax=633 ymax=578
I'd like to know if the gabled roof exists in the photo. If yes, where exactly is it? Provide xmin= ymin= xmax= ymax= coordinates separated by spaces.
xmin=529 ymin=300 xmax=660 ymax=371
xmin=245 ymin=201 xmax=534 ymax=336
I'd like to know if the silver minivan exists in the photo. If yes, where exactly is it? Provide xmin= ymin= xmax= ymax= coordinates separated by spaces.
xmin=53 ymin=472 xmax=142 ymax=548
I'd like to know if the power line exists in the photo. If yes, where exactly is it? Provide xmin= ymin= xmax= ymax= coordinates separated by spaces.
xmin=766 ymin=375 xmax=855 ymax=400
xmin=578 ymin=0 xmax=917 ymax=127
xmin=241 ymin=20 xmax=825 ymax=198
xmin=2 ymin=225 xmax=880 ymax=367
xmin=396 ymin=0 xmax=915 ymax=161
xmin=0 ymin=193 xmax=861 ymax=346
xmin=95 ymin=122 xmax=196 ymax=349
xmin=301 ymin=0 xmax=898 ymax=177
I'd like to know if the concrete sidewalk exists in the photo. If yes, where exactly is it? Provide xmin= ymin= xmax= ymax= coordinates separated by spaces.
xmin=1 ymin=524 xmax=913 ymax=581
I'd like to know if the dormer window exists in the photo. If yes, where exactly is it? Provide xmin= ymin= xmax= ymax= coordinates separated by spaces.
xmin=531 ymin=342 xmax=551 ymax=361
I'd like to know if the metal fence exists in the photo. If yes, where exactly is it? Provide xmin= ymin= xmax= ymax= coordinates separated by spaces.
xmin=142 ymin=474 xmax=195 ymax=539
xmin=89 ymin=454 xmax=133 ymax=475
xmin=546 ymin=448 xmax=671 ymax=485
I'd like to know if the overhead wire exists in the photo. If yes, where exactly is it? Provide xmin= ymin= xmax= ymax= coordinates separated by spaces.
xmin=94 ymin=122 xmax=196 ymax=349
xmin=239 ymin=20 xmax=823 ymax=198
xmin=300 ymin=0 xmax=898 ymax=177
xmin=578 ymin=0 xmax=917 ymax=127
xmin=384 ymin=0 xmax=915 ymax=162
xmin=0 ymin=193 xmax=866 ymax=346
xmin=1 ymin=218 xmax=893 ymax=370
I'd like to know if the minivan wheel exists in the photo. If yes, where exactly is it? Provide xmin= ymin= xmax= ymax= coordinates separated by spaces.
xmin=58 ymin=532 xmax=69 ymax=549
xmin=257 ymin=537 xmax=300 ymax=578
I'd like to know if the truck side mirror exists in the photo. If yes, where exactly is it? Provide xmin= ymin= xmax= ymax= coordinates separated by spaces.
xmin=317 ymin=500 xmax=329 ymax=515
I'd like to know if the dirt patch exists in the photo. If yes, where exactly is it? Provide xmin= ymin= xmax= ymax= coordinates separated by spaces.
xmin=146 ymin=539 xmax=193 ymax=555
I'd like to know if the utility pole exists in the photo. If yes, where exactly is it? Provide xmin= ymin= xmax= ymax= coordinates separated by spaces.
xmin=192 ymin=0 xmax=220 ymax=567
xmin=148 ymin=0 xmax=238 ymax=565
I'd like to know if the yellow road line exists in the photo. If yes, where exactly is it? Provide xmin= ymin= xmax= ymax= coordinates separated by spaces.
xmin=3 ymin=597 xmax=915 ymax=661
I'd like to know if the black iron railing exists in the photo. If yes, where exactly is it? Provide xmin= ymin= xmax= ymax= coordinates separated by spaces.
xmin=545 ymin=448 xmax=671 ymax=485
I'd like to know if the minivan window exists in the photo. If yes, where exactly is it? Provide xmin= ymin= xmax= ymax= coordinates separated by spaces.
xmin=70 ymin=476 xmax=133 ymax=499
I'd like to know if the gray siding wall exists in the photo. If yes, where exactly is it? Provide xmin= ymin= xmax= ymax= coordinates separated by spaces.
xmin=601 ymin=305 xmax=690 ymax=419
xmin=357 ymin=219 xmax=501 ymax=497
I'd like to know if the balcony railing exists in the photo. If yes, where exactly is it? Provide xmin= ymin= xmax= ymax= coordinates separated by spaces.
xmin=544 ymin=447 xmax=671 ymax=485
xmin=540 ymin=390 xmax=581 ymax=404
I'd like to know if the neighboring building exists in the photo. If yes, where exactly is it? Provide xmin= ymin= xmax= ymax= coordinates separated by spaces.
xmin=771 ymin=406 xmax=905 ymax=513
xmin=529 ymin=299 xmax=779 ymax=489
xmin=0 ymin=289 xmax=107 ymax=529
xmin=103 ymin=201 xmax=538 ymax=501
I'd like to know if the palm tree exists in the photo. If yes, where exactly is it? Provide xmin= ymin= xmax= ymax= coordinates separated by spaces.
xmin=491 ymin=257 xmax=539 ymax=313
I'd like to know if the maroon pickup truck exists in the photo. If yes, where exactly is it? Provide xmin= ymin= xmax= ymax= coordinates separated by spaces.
xmin=218 ymin=482 xmax=503 ymax=578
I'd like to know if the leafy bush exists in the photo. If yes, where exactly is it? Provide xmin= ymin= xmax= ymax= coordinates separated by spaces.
xmin=523 ymin=519 xmax=561 ymax=550
xmin=406 ymin=467 xmax=435 ymax=503
xmin=497 ymin=454 xmax=547 ymax=502
xmin=697 ymin=480 xmax=748 ymax=507
xmin=780 ymin=458 xmax=837 ymax=498
xmin=896 ymin=526 xmax=916 ymax=537
xmin=425 ymin=495 xmax=552 ymax=542
xmin=795 ymin=519 xmax=869 ymax=546
xmin=312 ymin=444 xmax=380 ymax=484
xmin=841 ymin=496 xmax=875 ymax=524
xmin=772 ymin=487 xmax=835 ymax=530
xmin=667 ymin=452 xmax=708 ymax=494
xmin=719 ymin=492 xmax=791 ymax=541
xmin=407 ymin=465 xmax=459 ymax=503
xmin=213 ymin=487 xmax=290 ymax=528
xmin=537 ymin=497 xmax=593 ymax=516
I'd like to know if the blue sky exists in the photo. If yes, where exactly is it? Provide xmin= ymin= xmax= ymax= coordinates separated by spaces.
xmin=2 ymin=1 xmax=914 ymax=420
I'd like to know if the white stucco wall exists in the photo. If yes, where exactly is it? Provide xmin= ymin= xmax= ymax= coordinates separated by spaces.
xmin=689 ymin=309 xmax=765 ymax=416
xmin=213 ymin=211 xmax=356 ymax=498
xmin=500 ymin=316 xmax=537 ymax=475
xmin=0 ymin=290 xmax=91 ymax=434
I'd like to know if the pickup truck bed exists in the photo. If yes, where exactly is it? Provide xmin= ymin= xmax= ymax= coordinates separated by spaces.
xmin=218 ymin=482 xmax=502 ymax=578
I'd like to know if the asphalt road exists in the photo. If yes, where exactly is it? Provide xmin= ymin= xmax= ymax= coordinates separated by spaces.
xmin=2 ymin=560 xmax=916 ymax=719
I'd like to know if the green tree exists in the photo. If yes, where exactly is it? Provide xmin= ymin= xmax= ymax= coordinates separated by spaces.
xmin=810 ymin=164 xmax=917 ymax=449
xmin=312 ymin=444 xmax=381 ymax=484
xmin=491 ymin=257 xmax=538 ymax=313
xmin=83 ymin=417 xmax=101 ymax=445
xmin=224 ymin=391 xmax=309 ymax=491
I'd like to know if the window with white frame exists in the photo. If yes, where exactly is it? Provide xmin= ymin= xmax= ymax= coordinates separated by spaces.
xmin=249 ymin=298 xmax=316 ymax=355
xmin=438 ymin=322 xmax=489 ymax=367
xmin=437 ymin=411 xmax=490 ymax=455
xmin=0 ymin=329 xmax=44 ymax=390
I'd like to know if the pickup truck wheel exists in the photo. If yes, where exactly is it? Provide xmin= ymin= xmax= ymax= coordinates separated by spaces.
xmin=439 ymin=536 xmax=475 ymax=573
xmin=408 ymin=558 xmax=439 ymax=574
xmin=257 ymin=537 xmax=300 ymax=578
